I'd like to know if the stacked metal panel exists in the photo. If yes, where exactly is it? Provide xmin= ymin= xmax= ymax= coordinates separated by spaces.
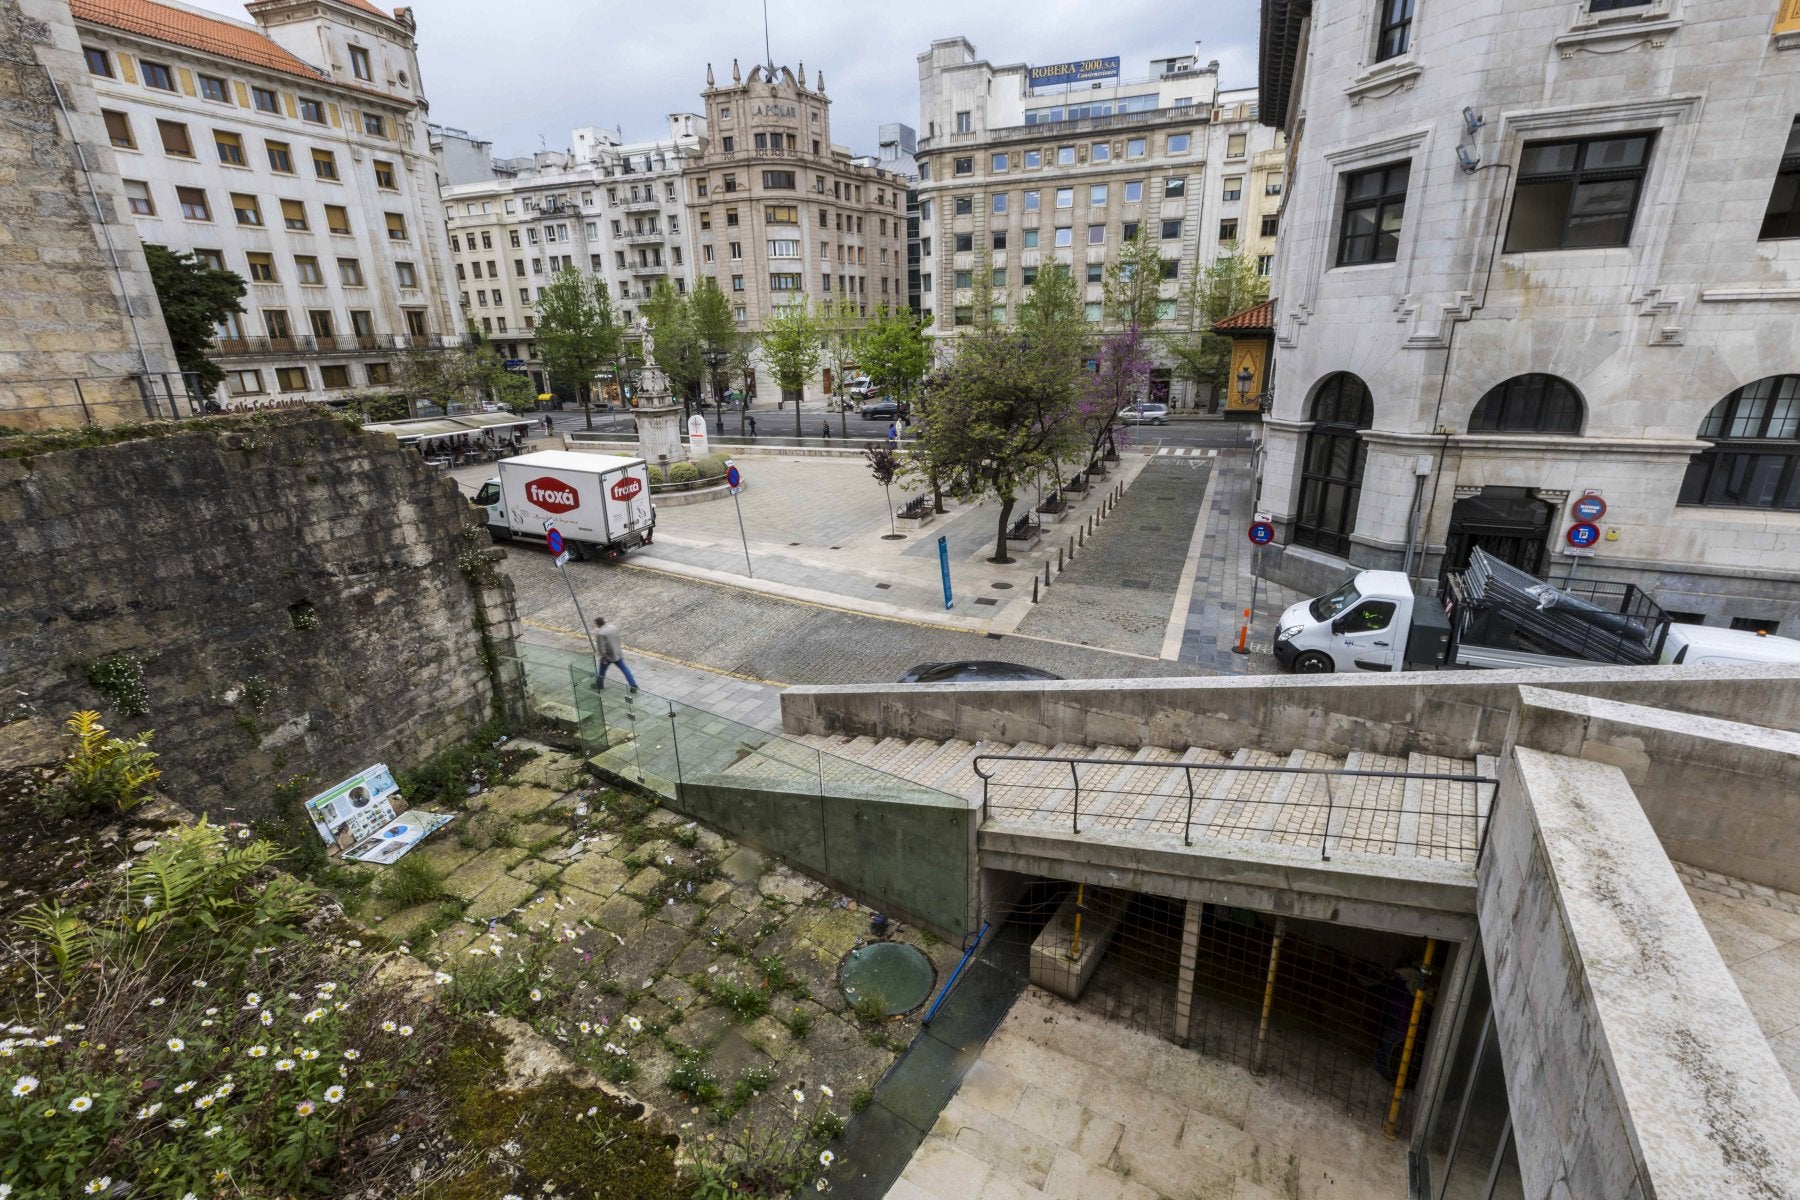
xmin=1456 ymin=548 xmax=1660 ymax=665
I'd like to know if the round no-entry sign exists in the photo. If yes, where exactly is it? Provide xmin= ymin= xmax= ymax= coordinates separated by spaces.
xmin=545 ymin=527 xmax=565 ymax=556
xmin=725 ymin=462 xmax=742 ymax=489
xmin=1571 ymin=495 xmax=1607 ymax=521
xmin=1566 ymin=522 xmax=1600 ymax=548
xmin=1248 ymin=521 xmax=1275 ymax=545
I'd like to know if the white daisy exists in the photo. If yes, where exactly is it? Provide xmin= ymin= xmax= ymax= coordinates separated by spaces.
xmin=82 ymin=1177 xmax=110 ymax=1195
xmin=324 ymin=1085 xmax=345 ymax=1103
xmin=246 ymin=1045 xmax=268 ymax=1058
xmin=68 ymin=1095 xmax=94 ymax=1113
xmin=10 ymin=1076 xmax=37 ymax=1097
xmin=166 ymin=1038 xmax=185 ymax=1053
xmin=274 ymin=1059 xmax=296 ymax=1072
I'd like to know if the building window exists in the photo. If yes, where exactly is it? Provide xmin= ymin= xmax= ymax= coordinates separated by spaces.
xmin=1022 ymin=229 xmax=1039 ymax=249
xmin=325 ymin=205 xmax=351 ymax=235
xmin=1759 ymin=118 xmax=1800 ymax=241
xmin=766 ymin=204 xmax=799 ymax=223
xmin=1123 ymin=181 xmax=1144 ymax=203
xmin=1680 ymin=376 xmax=1800 ymax=510
xmin=294 ymin=256 xmax=323 ymax=286
xmin=265 ymin=140 xmax=293 ymax=172
xmin=954 ymin=233 xmax=974 ymax=252
xmin=1219 ymin=218 xmax=1240 ymax=242
xmin=1165 ymin=177 xmax=1187 ymax=199
xmin=404 ymin=308 xmax=427 ymax=336
xmin=1157 ymin=299 xmax=1177 ymax=321
xmin=1054 ymin=187 xmax=1073 ymax=209
xmin=373 ymin=160 xmax=396 ymax=189
xmin=123 ymin=180 xmax=154 ymax=216
xmin=320 ymin=364 xmax=351 ymax=389
xmin=1088 ymin=184 xmax=1107 ymax=206
xmin=177 ymin=186 xmax=210 ymax=221
xmin=1054 ymin=227 xmax=1073 ymax=247
xmin=768 ymin=239 xmax=801 ymax=258
xmin=312 ymin=149 xmax=338 ymax=180
xmin=245 ymin=252 xmax=275 ymax=282
xmin=955 ymin=110 xmax=972 ymax=133
xmin=228 ymin=370 xmax=265 ymax=396
xmin=280 ymin=199 xmax=308 ymax=230
xmin=1162 ymin=219 xmax=1183 ymax=239
xmin=953 ymin=195 xmax=973 ymax=216
xmin=1375 ymin=0 xmax=1415 ymax=62
xmin=1122 ymin=221 xmax=1139 ymax=241
xmin=231 ymin=193 xmax=261 ymax=226
xmin=1023 ymin=150 xmax=1041 ymax=169
xmin=339 ymin=258 xmax=365 ymax=286
xmin=1221 ymin=175 xmax=1242 ymax=201
xmin=102 ymin=109 xmax=135 ymax=149
xmin=1161 ymin=259 xmax=1180 ymax=280
xmin=252 ymin=86 xmax=280 ymax=114
xmin=952 ymin=157 xmax=974 ymax=177
xmin=763 ymin=170 xmax=797 ymax=189
xmin=769 ymin=273 xmax=802 ymax=291
xmin=385 ymin=213 xmax=407 ymax=241
xmin=1084 ymin=302 xmax=1103 ymax=322
xmin=308 ymin=310 xmax=334 ymax=339
xmin=731 ymin=274 xmax=744 ymax=292
xmin=1227 ymin=133 xmax=1247 ymax=158
xmin=364 ymin=112 xmax=388 ymax=137
xmin=1295 ymin=373 xmax=1375 ymax=556
xmin=141 ymin=60 xmax=175 ymax=91
xmin=84 ymin=46 xmax=111 ymax=76
xmin=349 ymin=45 xmax=373 ymax=81
xmin=214 ymin=130 xmax=246 ymax=166
xmin=366 ymin=362 xmax=391 ymax=385
xmin=1469 ymin=374 xmax=1584 ymax=434
xmin=1588 ymin=0 xmax=1650 ymax=10
xmin=194 ymin=248 xmax=224 ymax=271
xmin=276 ymin=367 xmax=308 ymax=393
xmin=1504 ymin=133 xmax=1654 ymax=252
xmin=199 ymin=74 xmax=228 ymax=102
xmin=299 ymin=97 xmax=325 ymax=123
xmin=1085 ymin=263 xmax=1103 ymax=283
xmin=994 ymin=193 xmax=1010 ymax=214
xmin=1260 ymin=214 xmax=1280 ymax=237
xmin=729 ymin=241 xmax=742 ymax=259
xmin=1168 ymin=133 xmax=1191 ymax=154
xmin=992 ymin=152 xmax=1008 ymax=171
xmin=1337 ymin=161 xmax=1410 ymax=265
xmin=1084 ymin=224 xmax=1103 ymax=246
xmin=721 ymin=135 xmax=734 ymax=152
xmin=1257 ymin=255 xmax=1274 ymax=276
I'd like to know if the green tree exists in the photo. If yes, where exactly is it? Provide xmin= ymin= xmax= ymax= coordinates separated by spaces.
xmin=908 ymin=324 xmax=1086 ymax=563
xmin=1168 ymin=244 xmax=1269 ymax=404
xmin=1102 ymin=230 xmax=1167 ymax=331
xmin=853 ymin=307 xmax=932 ymax=406
xmin=641 ymin=279 xmax=706 ymax=415
xmin=142 ymin=244 xmax=245 ymax=392
xmin=395 ymin=345 xmax=508 ymax=416
xmin=535 ymin=269 xmax=622 ymax=427
xmin=761 ymin=302 xmax=822 ymax=438
xmin=815 ymin=296 xmax=866 ymax=434
xmin=689 ymin=276 xmax=747 ymax=419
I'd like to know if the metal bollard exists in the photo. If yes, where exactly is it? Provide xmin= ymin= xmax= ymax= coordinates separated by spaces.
xmin=1032 ymin=577 xmax=1039 ymax=603
xmin=1058 ymin=546 xmax=1065 ymax=570
xmin=1044 ymin=561 xmax=1051 ymax=587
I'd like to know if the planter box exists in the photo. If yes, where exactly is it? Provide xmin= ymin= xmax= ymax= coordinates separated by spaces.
xmin=1035 ymin=503 xmax=1068 ymax=525
xmin=895 ymin=509 xmax=936 ymax=529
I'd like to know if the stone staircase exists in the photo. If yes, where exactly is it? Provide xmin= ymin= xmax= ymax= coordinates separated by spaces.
xmin=763 ymin=733 xmax=1496 ymax=866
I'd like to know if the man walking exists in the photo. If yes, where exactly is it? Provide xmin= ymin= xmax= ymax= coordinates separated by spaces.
xmin=593 ymin=617 xmax=639 ymax=693
xmin=747 ymin=414 xmax=758 ymax=437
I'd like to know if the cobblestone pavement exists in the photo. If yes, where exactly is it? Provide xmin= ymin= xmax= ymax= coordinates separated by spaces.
xmin=1015 ymin=455 xmax=1215 ymax=656
xmin=503 ymin=552 xmax=1202 ymax=688
xmin=1177 ymin=449 xmax=1307 ymax=675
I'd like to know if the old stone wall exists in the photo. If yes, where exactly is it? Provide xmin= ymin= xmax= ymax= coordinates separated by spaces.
xmin=0 ymin=0 xmax=176 ymax=429
xmin=0 ymin=414 xmax=515 ymax=820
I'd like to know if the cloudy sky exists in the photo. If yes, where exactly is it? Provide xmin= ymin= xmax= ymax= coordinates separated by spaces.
xmin=181 ymin=0 xmax=1260 ymax=158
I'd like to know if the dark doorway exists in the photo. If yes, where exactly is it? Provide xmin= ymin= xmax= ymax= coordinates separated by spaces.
xmin=1443 ymin=487 xmax=1552 ymax=579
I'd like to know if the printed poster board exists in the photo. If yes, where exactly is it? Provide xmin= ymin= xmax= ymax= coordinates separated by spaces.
xmin=303 ymin=763 xmax=452 ymax=864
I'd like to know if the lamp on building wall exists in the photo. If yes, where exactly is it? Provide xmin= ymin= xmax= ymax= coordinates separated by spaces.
xmin=1236 ymin=366 xmax=1254 ymax=404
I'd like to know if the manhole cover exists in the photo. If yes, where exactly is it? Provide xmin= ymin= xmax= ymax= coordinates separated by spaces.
xmin=991 ymin=581 xmax=1013 ymax=590
xmin=1122 ymin=579 xmax=1152 ymax=589
xmin=839 ymin=941 xmax=935 ymax=1017
xmin=985 ymin=632 xmax=1004 ymax=640
xmin=789 ymin=542 xmax=802 ymax=547
xmin=975 ymin=597 xmax=999 ymax=606
xmin=875 ymin=582 xmax=891 ymax=590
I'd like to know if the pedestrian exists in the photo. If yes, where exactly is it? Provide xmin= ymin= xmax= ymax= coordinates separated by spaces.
xmin=593 ymin=617 xmax=639 ymax=693
xmin=545 ymin=414 xmax=555 ymax=433
xmin=886 ymin=422 xmax=898 ymax=444
xmin=747 ymin=414 xmax=757 ymax=436
xmin=822 ymin=420 xmax=831 ymax=439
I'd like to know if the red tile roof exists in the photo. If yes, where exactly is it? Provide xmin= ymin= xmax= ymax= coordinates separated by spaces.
xmin=72 ymin=0 xmax=328 ymax=82
xmin=1213 ymin=298 xmax=1276 ymax=333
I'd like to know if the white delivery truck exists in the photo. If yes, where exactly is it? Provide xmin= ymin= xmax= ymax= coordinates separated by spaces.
xmin=472 ymin=450 xmax=655 ymax=560
xmin=1274 ymin=547 xmax=1800 ymax=673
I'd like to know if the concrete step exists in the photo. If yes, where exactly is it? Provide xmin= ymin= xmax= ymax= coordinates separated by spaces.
xmin=1331 ymin=751 xmax=1411 ymax=857
xmin=1128 ymin=747 xmax=1239 ymax=835
xmin=884 ymin=736 xmax=952 ymax=780
xmin=1085 ymin=747 xmax=1189 ymax=830
xmin=934 ymin=740 xmax=994 ymax=803
xmin=909 ymin=739 xmax=979 ymax=791
xmin=1016 ymin=743 xmax=1103 ymax=820
xmin=1406 ymin=751 xmax=1484 ymax=862
xmin=1268 ymin=749 xmax=1343 ymax=849
xmin=1202 ymin=748 xmax=1294 ymax=842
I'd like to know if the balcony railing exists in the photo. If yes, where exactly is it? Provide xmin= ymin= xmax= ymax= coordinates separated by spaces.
xmin=212 ymin=334 xmax=472 ymax=357
xmin=619 ymin=228 xmax=666 ymax=244
xmin=620 ymin=195 xmax=665 ymax=212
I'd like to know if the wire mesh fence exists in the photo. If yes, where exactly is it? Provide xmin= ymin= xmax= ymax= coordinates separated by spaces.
xmin=1004 ymin=877 xmax=1446 ymax=1126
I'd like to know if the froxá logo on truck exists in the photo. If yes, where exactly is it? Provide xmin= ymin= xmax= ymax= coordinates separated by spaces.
xmin=610 ymin=476 xmax=643 ymax=502
xmin=524 ymin=477 xmax=579 ymax=513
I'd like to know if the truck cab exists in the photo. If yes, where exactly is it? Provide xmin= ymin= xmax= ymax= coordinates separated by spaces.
xmin=1274 ymin=570 xmax=1416 ymax=673
xmin=1658 ymin=624 xmax=1800 ymax=667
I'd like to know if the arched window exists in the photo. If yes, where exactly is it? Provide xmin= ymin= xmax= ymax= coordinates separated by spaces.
xmin=1680 ymin=375 xmax=1800 ymax=510
xmin=1294 ymin=373 xmax=1374 ymax=556
xmin=1469 ymin=374 xmax=1583 ymax=434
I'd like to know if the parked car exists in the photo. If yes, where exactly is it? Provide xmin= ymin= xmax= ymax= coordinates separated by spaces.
xmin=898 ymin=661 xmax=1065 ymax=683
xmin=859 ymin=397 xmax=902 ymax=420
xmin=1119 ymin=402 xmax=1170 ymax=426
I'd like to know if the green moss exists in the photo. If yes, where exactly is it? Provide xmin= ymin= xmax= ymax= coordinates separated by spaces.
xmin=422 ymin=1023 xmax=680 ymax=1200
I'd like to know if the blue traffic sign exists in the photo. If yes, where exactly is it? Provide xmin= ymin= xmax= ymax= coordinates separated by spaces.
xmin=1571 ymin=495 xmax=1606 ymax=521
xmin=938 ymin=534 xmax=954 ymax=610
xmin=1248 ymin=521 xmax=1275 ymax=545
xmin=725 ymin=463 xmax=742 ymax=489
xmin=545 ymin=527 xmax=565 ymax=556
xmin=1566 ymin=522 xmax=1600 ymax=548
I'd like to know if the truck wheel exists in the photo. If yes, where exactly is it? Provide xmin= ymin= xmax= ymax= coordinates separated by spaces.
xmin=1294 ymin=651 xmax=1335 ymax=674
xmin=566 ymin=540 xmax=587 ymax=562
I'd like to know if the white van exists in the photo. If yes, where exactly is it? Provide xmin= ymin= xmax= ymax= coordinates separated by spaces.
xmin=1658 ymin=624 xmax=1800 ymax=667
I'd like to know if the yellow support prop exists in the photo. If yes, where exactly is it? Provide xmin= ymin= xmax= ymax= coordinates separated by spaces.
xmin=1382 ymin=938 xmax=1438 ymax=1140
xmin=1066 ymin=883 xmax=1086 ymax=962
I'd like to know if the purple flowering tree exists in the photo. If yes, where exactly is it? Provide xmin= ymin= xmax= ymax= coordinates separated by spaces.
xmin=1080 ymin=324 xmax=1153 ymax=466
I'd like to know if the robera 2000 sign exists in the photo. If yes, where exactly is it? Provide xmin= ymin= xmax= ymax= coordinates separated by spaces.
xmin=1027 ymin=56 xmax=1120 ymax=88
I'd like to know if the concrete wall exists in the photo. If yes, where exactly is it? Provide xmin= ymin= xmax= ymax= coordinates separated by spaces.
xmin=1479 ymin=748 xmax=1800 ymax=1200
xmin=0 ymin=413 xmax=515 ymax=819
xmin=781 ymin=664 xmax=1800 ymax=761
xmin=669 ymin=780 xmax=977 ymax=941
xmin=1 ymin=0 xmax=176 ymax=429
xmin=1511 ymin=686 xmax=1800 ymax=893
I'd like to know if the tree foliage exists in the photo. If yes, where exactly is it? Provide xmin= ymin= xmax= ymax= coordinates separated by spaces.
xmin=395 ymin=345 xmax=511 ymax=414
xmin=534 ymin=269 xmax=622 ymax=405
xmin=1081 ymin=325 xmax=1153 ymax=460
xmin=853 ymin=307 xmax=933 ymax=403
xmin=640 ymin=278 xmax=705 ymax=410
xmin=687 ymin=276 xmax=749 ymax=400
xmin=1168 ymin=244 xmax=1270 ymax=398
xmin=760 ymin=303 xmax=822 ymax=401
xmin=143 ymin=244 xmax=245 ymax=391
xmin=814 ymin=297 xmax=865 ymax=407
xmin=1101 ymin=231 xmax=1167 ymax=331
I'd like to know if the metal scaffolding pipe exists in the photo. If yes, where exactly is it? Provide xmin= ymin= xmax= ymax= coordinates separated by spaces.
xmin=1382 ymin=938 xmax=1438 ymax=1139
xmin=1250 ymin=916 xmax=1286 ymax=1076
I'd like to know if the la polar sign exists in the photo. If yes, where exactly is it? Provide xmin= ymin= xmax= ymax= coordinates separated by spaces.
xmin=525 ymin=477 xmax=579 ymax=514
xmin=610 ymin=476 xmax=643 ymax=502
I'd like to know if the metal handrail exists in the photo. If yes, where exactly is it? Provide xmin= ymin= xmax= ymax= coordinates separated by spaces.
xmin=973 ymin=752 xmax=1497 ymax=857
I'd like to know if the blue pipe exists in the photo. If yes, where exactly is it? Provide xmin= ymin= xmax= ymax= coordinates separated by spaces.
xmin=922 ymin=921 xmax=989 ymax=1027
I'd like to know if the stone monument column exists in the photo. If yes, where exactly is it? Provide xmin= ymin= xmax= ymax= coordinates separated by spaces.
xmin=631 ymin=321 xmax=684 ymax=472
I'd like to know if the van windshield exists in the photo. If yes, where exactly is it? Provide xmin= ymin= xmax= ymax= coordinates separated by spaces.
xmin=474 ymin=482 xmax=500 ymax=506
xmin=1310 ymin=579 xmax=1361 ymax=621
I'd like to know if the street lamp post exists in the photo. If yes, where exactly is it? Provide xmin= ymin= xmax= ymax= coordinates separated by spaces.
xmin=704 ymin=347 xmax=725 ymax=436
xmin=1236 ymin=365 xmax=1255 ymax=408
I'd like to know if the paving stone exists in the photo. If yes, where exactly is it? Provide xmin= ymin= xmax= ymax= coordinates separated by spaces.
xmin=441 ymin=848 xmax=531 ymax=901
xmin=510 ymin=751 xmax=585 ymax=789
xmin=694 ymin=879 xmax=734 ymax=906
xmin=803 ymin=906 xmax=874 ymax=959
xmin=479 ymin=783 xmax=563 ymax=819
xmin=506 ymin=856 xmax=562 ymax=887
xmin=622 ymin=865 xmax=665 ymax=899
xmin=594 ymin=892 xmax=650 ymax=938
xmin=601 ymin=917 xmax=691 ymax=987
xmin=561 ymin=852 xmax=634 ymax=896
xmin=760 ymin=864 xmax=825 ymax=905
xmin=464 ymin=872 xmax=542 ymax=921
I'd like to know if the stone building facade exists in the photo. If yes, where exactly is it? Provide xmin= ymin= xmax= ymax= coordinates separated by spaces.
xmin=913 ymin=38 xmax=1284 ymax=410
xmin=684 ymin=59 xmax=909 ymax=403
xmin=1257 ymin=0 xmax=1800 ymax=630
xmin=69 ymin=0 xmax=459 ymax=407
xmin=431 ymin=118 xmax=706 ymax=399
xmin=1 ymin=0 xmax=177 ymax=429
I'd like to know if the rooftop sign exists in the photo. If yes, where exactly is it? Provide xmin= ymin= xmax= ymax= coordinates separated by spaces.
xmin=1028 ymin=56 xmax=1120 ymax=88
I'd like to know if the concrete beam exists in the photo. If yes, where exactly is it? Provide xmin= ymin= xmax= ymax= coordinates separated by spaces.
xmin=1481 ymin=748 xmax=1800 ymax=1200
xmin=1511 ymin=685 xmax=1800 ymax=892
xmin=980 ymin=828 xmax=1478 ymax=941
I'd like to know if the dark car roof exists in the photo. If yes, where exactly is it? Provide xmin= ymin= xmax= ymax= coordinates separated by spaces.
xmin=899 ymin=660 xmax=1064 ymax=683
